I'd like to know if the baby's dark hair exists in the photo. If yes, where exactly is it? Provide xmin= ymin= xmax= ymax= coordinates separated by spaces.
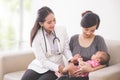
xmin=100 ymin=52 xmax=110 ymax=65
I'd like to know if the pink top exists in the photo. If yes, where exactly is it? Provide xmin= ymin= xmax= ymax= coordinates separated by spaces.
xmin=76 ymin=60 xmax=100 ymax=77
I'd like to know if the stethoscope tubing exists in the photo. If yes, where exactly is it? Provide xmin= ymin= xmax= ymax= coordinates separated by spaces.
xmin=42 ymin=28 xmax=60 ymax=54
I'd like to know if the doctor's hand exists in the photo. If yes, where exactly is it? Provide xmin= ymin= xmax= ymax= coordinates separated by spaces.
xmin=55 ymin=65 xmax=63 ymax=77
xmin=55 ymin=71 xmax=62 ymax=78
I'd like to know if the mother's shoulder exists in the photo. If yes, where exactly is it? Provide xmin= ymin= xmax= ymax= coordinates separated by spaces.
xmin=95 ymin=35 xmax=105 ymax=41
xmin=95 ymin=35 xmax=104 ymax=39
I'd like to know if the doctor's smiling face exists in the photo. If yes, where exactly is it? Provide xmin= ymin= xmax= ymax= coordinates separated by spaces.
xmin=40 ymin=13 xmax=56 ymax=34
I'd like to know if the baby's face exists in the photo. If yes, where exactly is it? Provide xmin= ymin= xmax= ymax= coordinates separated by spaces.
xmin=91 ymin=51 xmax=107 ymax=62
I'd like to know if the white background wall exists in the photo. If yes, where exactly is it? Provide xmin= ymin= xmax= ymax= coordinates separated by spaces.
xmin=31 ymin=0 xmax=120 ymax=40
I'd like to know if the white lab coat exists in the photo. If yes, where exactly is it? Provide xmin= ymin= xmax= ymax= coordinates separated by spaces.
xmin=28 ymin=26 xmax=72 ymax=74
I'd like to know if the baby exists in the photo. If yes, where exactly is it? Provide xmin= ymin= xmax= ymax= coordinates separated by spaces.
xmin=61 ymin=51 xmax=110 ymax=77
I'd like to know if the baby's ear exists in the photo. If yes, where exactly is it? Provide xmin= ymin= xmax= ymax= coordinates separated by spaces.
xmin=96 ymin=59 xmax=101 ymax=62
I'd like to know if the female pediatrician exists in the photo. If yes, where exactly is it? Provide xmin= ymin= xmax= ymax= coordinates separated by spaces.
xmin=21 ymin=6 xmax=73 ymax=80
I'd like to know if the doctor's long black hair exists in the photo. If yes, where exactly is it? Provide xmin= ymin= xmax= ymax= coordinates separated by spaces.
xmin=30 ymin=6 xmax=54 ymax=46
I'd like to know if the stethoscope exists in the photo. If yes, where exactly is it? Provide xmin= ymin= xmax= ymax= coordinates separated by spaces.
xmin=42 ymin=27 xmax=61 ymax=55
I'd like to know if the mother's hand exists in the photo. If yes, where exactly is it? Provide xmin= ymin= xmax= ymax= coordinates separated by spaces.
xmin=73 ymin=63 xmax=93 ymax=75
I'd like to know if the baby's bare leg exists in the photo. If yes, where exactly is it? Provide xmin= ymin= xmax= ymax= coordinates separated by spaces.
xmin=66 ymin=63 xmax=77 ymax=77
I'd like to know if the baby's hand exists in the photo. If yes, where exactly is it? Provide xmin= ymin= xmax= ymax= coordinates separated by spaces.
xmin=74 ymin=53 xmax=81 ymax=58
xmin=79 ymin=61 xmax=86 ymax=67
xmin=71 ymin=53 xmax=81 ymax=62
xmin=77 ymin=57 xmax=83 ymax=61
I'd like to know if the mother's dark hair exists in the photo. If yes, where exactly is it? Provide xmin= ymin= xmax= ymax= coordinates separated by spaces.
xmin=30 ymin=6 xmax=54 ymax=46
xmin=80 ymin=10 xmax=100 ymax=29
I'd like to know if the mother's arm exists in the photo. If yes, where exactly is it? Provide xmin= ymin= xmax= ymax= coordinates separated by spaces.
xmin=74 ymin=63 xmax=106 ymax=75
